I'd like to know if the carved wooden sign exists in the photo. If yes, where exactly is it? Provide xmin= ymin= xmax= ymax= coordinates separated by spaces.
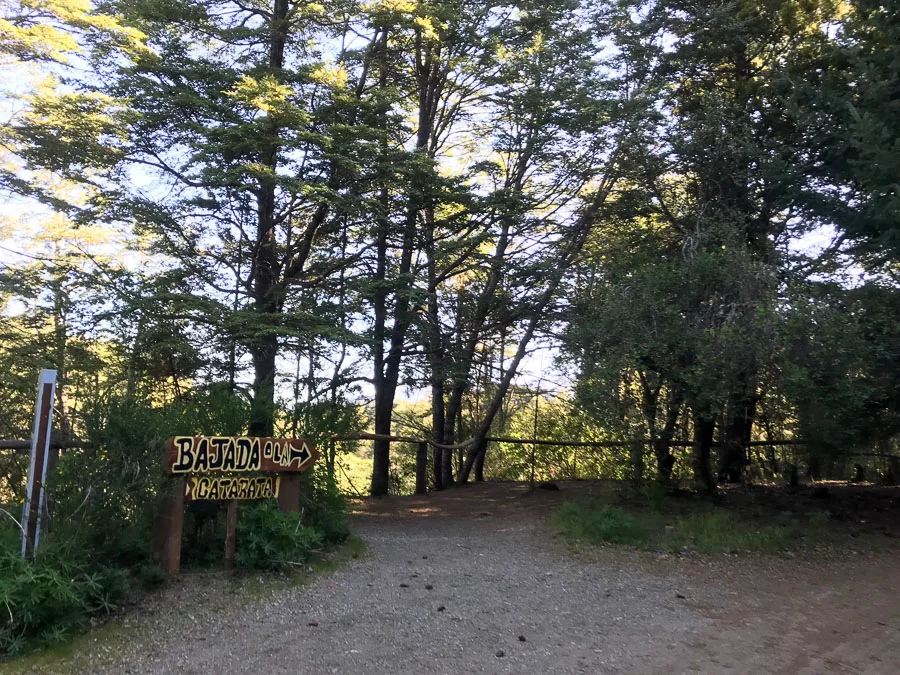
xmin=166 ymin=436 xmax=317 ymax=476
xmin=156 ymin=436 xmax=318 ymax=575
xmin=184 ymin=475 xmax=281 ymax=501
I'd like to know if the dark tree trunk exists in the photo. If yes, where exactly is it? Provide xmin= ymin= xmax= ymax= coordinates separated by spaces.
xmin=807 ymin=454 xmax=822 ymax=481
xmin=441 ymin=439 xmax=455 ymax=487
xmin=656 ymin=386 xmax=683 ymax=480
xmin=371 ymin=387 xmax=394 ymax=496
xmin=719 ymin=386 xmax=758 ymax=483
xmin=248 ymin=0 xmax=289 ymax=437
xmin=425 ymin=206 xmax=447 ymax=490
xmin=473 ymin=440 xmax=487 ymax=482
xmin=415 ymin=442 xmax=428 ymax=494
xmin=653 ymin=438 xmax=676 ymax=479
xmin=692 ymin=410 xmax=717 ymax=494
xmin=433 ymin=445 xmax=444 ymax=490
xmin=631 ymin=442 xmax=644 ymax=483
xmin=370 ymin=34 xmax=439 ymax=495
xmin=249 ymin=335 xmax=278 ymax=436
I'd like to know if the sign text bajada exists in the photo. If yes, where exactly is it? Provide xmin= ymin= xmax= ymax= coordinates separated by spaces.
xmin=165 ymin=436 xmax=317 ymax=501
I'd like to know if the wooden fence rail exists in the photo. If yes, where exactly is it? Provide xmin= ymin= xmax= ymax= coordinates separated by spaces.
xmin=3 ymin=435 xmax=893 ymax=498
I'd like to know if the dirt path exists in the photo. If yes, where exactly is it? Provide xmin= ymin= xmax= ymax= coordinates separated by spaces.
xmin=10 ymin=482 xmax=900 ymax=674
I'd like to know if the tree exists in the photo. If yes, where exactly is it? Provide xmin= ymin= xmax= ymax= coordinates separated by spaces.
xmin=788 ymin=0 xmax=900 ymax=266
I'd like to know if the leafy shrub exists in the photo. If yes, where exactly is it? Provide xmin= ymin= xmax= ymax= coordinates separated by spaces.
xmin=1 ymin=391 xmax=350 ymax=653
xmin=0 ymin=535 xmax=130 ymax=654
xmin=301 ymin=469 xmax=350 ymax=544
xmin=235 ymin=503 xmax=323 ymax=571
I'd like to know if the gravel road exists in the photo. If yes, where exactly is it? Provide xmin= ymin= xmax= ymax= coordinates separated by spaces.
xmin=104 ymin=510 xmax=714 ymax=673
xmin=9 ymin=483 xmax=900 ymax=674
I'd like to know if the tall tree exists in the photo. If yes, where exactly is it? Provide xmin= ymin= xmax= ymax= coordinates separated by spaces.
xmin=64 ymin=0 xmax=382 ymax=436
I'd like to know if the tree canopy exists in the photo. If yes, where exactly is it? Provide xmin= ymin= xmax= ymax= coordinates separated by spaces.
xmin=1 ymin=0 xmax=897 ymax=495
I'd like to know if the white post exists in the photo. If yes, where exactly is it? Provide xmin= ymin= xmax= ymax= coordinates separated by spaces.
xmin=21 ymin=369 xmax=57 ymax=557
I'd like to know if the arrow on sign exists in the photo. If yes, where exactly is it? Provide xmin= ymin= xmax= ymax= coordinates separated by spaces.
xmin=287 ymin=441 xmax=312 ymax=467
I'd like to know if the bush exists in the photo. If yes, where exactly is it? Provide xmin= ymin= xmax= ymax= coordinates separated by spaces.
xmin=235 ymin=503 xmax=323 ymax=571
xmin=0 ymin=535 xmax=130 ymax=654
xmin=1 ymin=392 xmax=351 ymax=653
xmin=301 ymin=470 xmax=350 ymax=544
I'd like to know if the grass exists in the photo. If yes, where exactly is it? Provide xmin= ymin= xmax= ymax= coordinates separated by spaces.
xmin=552 ymin=503 xmax=663 ymax=547
xmin=552 ymin=499 xmax=831 ymax=555
xmin=0 ymin=536 xmax=367 ymax=674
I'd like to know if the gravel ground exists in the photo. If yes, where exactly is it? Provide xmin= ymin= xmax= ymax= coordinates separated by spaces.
xmin=6 ymin=483 xmax=899 ymax=674
xmin=101 ymin=512 xmax=714 ymax=674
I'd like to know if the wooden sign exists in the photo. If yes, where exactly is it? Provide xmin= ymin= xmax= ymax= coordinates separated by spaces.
xmin=155 ymin=435 xmax=317 ymax=577
xmin=166 ymin=436 xmax=316 ymax=475
xmin=21 ymin=370 xmax=57 ymax=557
xmin=184 ymin=475 xmax=280 ymax=501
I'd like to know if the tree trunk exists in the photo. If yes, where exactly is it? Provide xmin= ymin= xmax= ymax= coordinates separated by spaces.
xmin=371 ymin=390 xmax=393 ymax=496
xmin=248 ymin=0 xmax=289 ymax=437
xmin=51 ymin=263 xmax=71 ymax=440
xmin=719 ymin=384 xmax=758 ymax=483
xmin=473 ymin=441 xmax=486 ymax=482
xmin=692 ymin=410 xmax=717 ymax=494
xmin=655 ymin=385 xmax=683 ymax=481
xmin=249 ymin=335 xmax=277 ymax=436
xmin=631 ymin=442 xmax=644 ymax=484
xmin=441 ymin=438 xmax=455 ymax=487
xmin=370 ymin=31 xmax=438 ymax=495
xmin=425 ymin=205 xmax=447 ymax=490
xmin=415 ymin=442 xmax=428 ymax=494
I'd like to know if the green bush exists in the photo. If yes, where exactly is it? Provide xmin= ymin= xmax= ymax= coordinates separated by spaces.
xmin=301 ymin=470 xmax=350 ymax=544
xmin=0 ymin=535 xmax=130 ymax=655
xmin=235 ymin=503 xmax=324 ymax=571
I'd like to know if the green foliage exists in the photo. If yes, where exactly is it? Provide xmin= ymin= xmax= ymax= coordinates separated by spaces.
xmin=0 ymin=531 xmax=130 ymax=655
xmin=553 ymin=500 xmax=829 ymax=555
xmin=235 ymin=504 xmax=323 ymax=571
xmin=667 ymin=512 xmax=794 ymax=555
xmin=781 ymin=282 xmax=900 ymax=460
xmin=552 ymin=502 xmax=660 ymax=546
xmin=50 ymin=390 xmax=249 ymax=568
xmin=300 ymin=469 xmax=350 ymax=545
xmin=0 ymin=389 xmax=255 ymax=654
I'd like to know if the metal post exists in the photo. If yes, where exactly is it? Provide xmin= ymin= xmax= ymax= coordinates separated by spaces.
xmin=22 ymin=369 xmax=57 ymax=557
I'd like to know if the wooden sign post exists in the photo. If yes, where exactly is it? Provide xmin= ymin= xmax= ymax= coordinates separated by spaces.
xmin=21 ymin=370 xmax=57 ymax=558
xmin=155 ymin=436 xmax=318 ymax=576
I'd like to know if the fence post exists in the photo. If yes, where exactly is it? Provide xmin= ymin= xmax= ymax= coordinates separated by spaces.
xmin=154 ymin=476 xmax=185 ymax=577
xmin=415 ymin=442 xmax=428 ymax=494
xmin=278 ymin=473 xmax=301 ymax=513
xmin=224 ymin=499 xmax=238 ymax=569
